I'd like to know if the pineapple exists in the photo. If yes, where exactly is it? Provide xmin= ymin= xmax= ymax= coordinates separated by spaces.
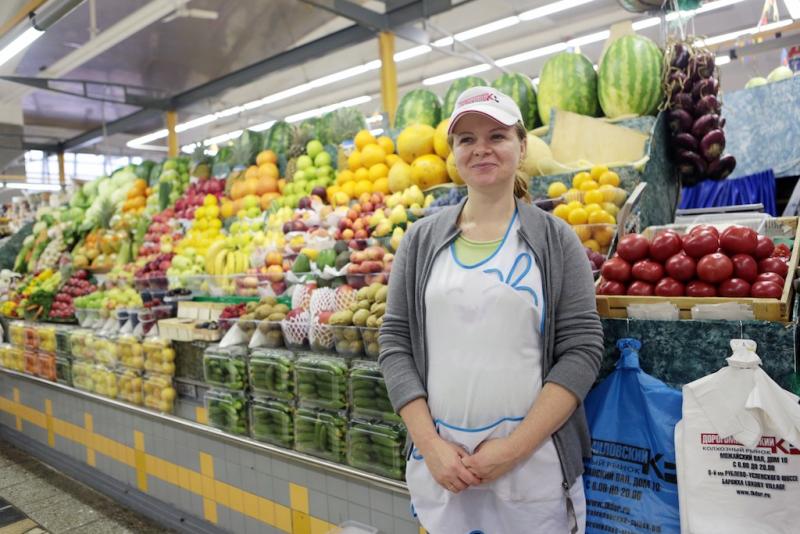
xmin=190 ymin=144 xmax=212 ymax=179
xmin=225 ymin=139 xmax=253 ymax=193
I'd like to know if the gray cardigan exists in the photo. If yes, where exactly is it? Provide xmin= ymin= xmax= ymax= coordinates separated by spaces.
xmin=378 ymin=196 xmax=603 ymax=486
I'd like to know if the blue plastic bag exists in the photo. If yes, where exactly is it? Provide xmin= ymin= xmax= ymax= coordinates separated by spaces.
xmin=583 ymin=338 xmax=682 ymax=534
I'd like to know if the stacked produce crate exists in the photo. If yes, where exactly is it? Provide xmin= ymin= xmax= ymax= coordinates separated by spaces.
xmin=203 ymin=344 xmax=250 ymax=436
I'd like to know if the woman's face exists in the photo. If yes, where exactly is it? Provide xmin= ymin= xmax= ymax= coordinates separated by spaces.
xmin=451 ymin=113 xmax=525 ymax=193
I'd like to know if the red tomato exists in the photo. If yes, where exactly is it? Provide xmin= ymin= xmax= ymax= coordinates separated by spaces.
xmin=682 ymin=231 xmax=719 ymax=259
xmin=616 ymin=234 xmax=650 ymax=263
xmin=649 ymin=230 xmax=683 ymax=262
xmin=597 ymin=280 xmax=626 ymax=295
xmin=719 ymin=278 xmax=751 ymax=297
xmin=758 ymin=257 xmax=789 ymax=278
xmin=631 ymin=260 xmax=664 ymax=283
xmin=731 ymin=254 xmax=758 ymax=283
xmin=750 ymin=280 xmax=783 ymax=299
xmin=754 ymin=235 xmax=775 ymax=259
xmin=690 ymin=224 xmax=720 ymax=239
xmin=755 ymin=272 xmax=785 ymax=287
xmin=772 ymin=243 xmax=791 ymax=258
xmin=600 ymin=257 xmax=632 ymax=283
xmin=655 ymin=277 xmax=685 ymax=296
xmin=627 ymin=281 xmax=654 ymax=296
xmin=697 ymin=253 xmax=734 ymax=283
xmin=665 ymin=253 xmax=696 ymax=282
xmin=686 ymin=280 xmax=717 ymax=297
xmin=719 ymin=225 xmax=758 ymax=255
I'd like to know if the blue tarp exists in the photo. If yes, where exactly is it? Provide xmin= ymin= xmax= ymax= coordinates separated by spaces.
xmin=678 ymin=169 xmax=777 ymax=215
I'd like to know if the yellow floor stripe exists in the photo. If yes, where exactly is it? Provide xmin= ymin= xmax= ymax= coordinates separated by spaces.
xmin=289 ymin=483 xmax=309 ymax=515
xmin=44 ymin=399 xmax=54 ymax=447
xmin=12 ymin=389 xmax=21 ymax=430
xmin=84 ymin=413 xmax=95 ymax=467
xmin=198 ymin=452 xmax=217 ymax=524
xmin=195 ymin=406 xmax=208 ymax=424
xmin=133 ymin=431 xmax=148 ymax=492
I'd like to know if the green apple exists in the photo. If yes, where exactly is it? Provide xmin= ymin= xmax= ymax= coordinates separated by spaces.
xmin=296 ymin=155 xmax=313 ymax=170
xmin=317 ymin=165 xmax=333 ymax=177
xmin=306 ymin=140 xmax=324 ymax=158
xmin=251 ymin=220 xmax=264 ymax=231
xmin=304 ymin=166 xmax=317 ymax=180
xmin=293 ymin=170 xmax=306 ymax=182
xmin=247 ymin=206 xmax=260 ymax=219
xmin=314 ymin=151 xmax=332 ymax=167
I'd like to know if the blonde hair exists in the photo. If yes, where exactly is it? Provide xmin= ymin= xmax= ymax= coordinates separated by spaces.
xmin=447 ymin=120 xmax=531 ymax=203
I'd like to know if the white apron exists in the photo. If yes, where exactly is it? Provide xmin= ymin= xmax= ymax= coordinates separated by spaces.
xmin=406 ymin=212 xmax=586 ymax=534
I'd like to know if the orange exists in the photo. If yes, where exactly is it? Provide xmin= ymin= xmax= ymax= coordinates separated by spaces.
xmin=256 ymin=150 xmax=278 ymax=166
xmin=245 ymin=165 xmax=259 ymax=181
xmin=258 ymin=162 xmax=279 ymax=179
xmin=354 ymin=130 xmax=377 ymax=151
xmin=574 ymin=225 xmax=592 ymax=242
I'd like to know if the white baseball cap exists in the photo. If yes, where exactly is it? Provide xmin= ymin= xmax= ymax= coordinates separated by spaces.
xmin=447 ymin=86 xmax=523 ymax=135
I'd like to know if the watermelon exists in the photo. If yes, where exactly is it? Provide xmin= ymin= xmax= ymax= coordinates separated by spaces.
xmin=395 ymin=89 xmax=442 ymax=129
xmin=490 ymin=72 xmax=539 ymax=130
xmin=598 ymin=35 xmax=664 ymax=118
xmin=442 ymin=76 xmax=488 ymax=117
xmin=317 ymin=108 xmax=367 ymax=146
xmin=264 ymin=121 xmax=291 ymax=156
xmin=537 ymin=52 xmax=600 ymax=125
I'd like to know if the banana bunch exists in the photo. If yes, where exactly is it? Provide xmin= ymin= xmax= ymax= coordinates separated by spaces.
xmin=204 ymin=242 xmax=250 ymax=276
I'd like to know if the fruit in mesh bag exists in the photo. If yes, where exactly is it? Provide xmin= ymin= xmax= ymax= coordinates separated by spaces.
xmin=281 ymin=309 xmax=309 ymax=345
xmin=309 ymin=314 xmax=335 ymax=350
xmin=309 ymin=287 xmax=337 ymax=316
xmin=333 ymin=285 xmax=357 ymax=311
xmin=292 ymin=283 xmax=316 ymax=311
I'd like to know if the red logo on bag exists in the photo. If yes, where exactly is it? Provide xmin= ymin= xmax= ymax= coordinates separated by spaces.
xmin=701 ymin=433 xmax=800 ymax=455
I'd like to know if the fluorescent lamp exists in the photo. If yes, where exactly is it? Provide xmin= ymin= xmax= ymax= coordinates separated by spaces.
xmin=285 ymin=96 xmax=371 ymax=123
xmin=4 ymin=182 xmax=61 ymax=191
xmin=0 ymin=27 xmax=44 ymax=68
xmin=519 ymin=0 xmax=598 ymax=21
xmin=632 ymin=17 xmax=660 ymax=30
xmin=366 ymin=115 xmax=383 ymax=124
xmin=784 ymin=0 xmax=800 ymax=19
xmin=496 ymin=42 xmax=568 ymax=67
xmin=175 ymin=114 xmax=217 ymax=133
xmin=249 ymin=120 xmax=276 ymax=132
xmin=702 ymin=19 xmax=793 ymax=45
xmin=567 ymin=30 xmax=610 ymax=48
xmin=215 ymin=106 xmax=244 ymax=118
xmin=453 ymin=16 xmax=520 ymax=41
xmin=129 ymin=144 xmax=169 ymax=152
xmin=308 ymin=60 xmax=381 ymax=89
xmin=423 ymin=63 xmax=491 ymax=86
xmin=432 ymin=36 xmax=454 ymax=47
xmin=242 ymin=98 xmax=267 ymax=110
xmin=206 ymin=130 xmax=242 ymax=145
xmin=394 ymin=45 xmax=432 ymax=62
xmin=127 ymin=129 xmax=169 ymax=147
xmin=370 ymin=128 xmax=384 ymax=136
xmin=715 ymin=55 xmax=731 ymax=65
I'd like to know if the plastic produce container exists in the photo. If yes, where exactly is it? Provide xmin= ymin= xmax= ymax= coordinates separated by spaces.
xmin=143 ymin=373 xmax=176 ymax=413
xmin=333 ymin=326 xmax=364 ymax=357
xmin=92 ymin=364 xmax=118 ymax=399
xmin=174 ymin=340 xmax=208 ymax=381
xmin=71 ymin=360 xmax=94 ymax=392
xmin=69 ymin=329 xmax=93 ymax=361
xmin=348 ymin=360 xmax=399 ymax=423
xmin=255 ymin=320 xmax=285 ymax=349
xmin=143 ymin=338 xmax=176 ymax=376
xmin=294 ymin=407 xmax=347 ymax=463
xmin=205 ymin=389 xmax=248 ymax=436
xmin=295 ymin=354 xmax=348 ymax=410
xmin=118 ymin=335 xmax=144 ymax=371
xmin=0 ymin=344 xmax=22 ymax=372
xmin=55 ymin=325 xmax=74 ymax=354
xmin=36 ymin=325 xmax=57 ymax=353
xmin=9 ymin=322 xmax=25 ymax=348
xmin=203 ymin=344 xmax=248 ymax=390
xmin=117 ymin=367 xmax=144 ymax=406
xmin=24 ymin=323 xmax=38 ymax=350
xmin=347 ymin=419 xmax=406 ymax=480
xmin=360 ymin=328 xmax=380 ymax=359
xmin=37 ymin=351 xmax=56 ymax=381
xmin=91 ymin=335 xmax=118 ymax=366
xmin=24 ymin=350 xmax=38 ymax=375
xmin=55 ymin=355 xmax=72 ymax=386
xmin=249 ymin=397 xmax=294 ymax=448
xmin=249 ymin=348 xmax=295 ymax=400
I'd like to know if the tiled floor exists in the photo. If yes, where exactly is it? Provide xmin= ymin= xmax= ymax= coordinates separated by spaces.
xmin=0 ymin=439 xmax=172 ymax=534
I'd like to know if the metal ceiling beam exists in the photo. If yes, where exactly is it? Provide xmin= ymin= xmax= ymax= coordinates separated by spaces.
xmin=0 ymin=75 xmax=168 ymax=108
xmin=299 ymin=0 xmax=387 ymax=31
xmin=58 ymin=0 xmax=470 ymax=152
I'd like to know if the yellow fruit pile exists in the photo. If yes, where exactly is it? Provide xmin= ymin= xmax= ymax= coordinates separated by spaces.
xmin=330 ymin=130 xmax=396 ymax=205
xmin=549 ymin=166 xmax=627 ymax=253
xmin=388 ymin=120 xmax=455 ymax=192
xmin=176 ymin=194 xmax=224 ymax=258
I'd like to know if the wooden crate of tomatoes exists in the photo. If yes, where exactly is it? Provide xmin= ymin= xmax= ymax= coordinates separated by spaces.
xmin=595 ymin=217 xmax=800 ymax=321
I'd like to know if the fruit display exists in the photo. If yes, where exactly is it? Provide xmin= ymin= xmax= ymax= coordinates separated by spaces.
xmin=295 ymin=354 xmax=348 ymax=410
xmin=91 ymin=335 xmax=118 ymax=366
xmin=346 ymin=247 xmax=392 ymax=289
xmin=143 ymin=373 xmax=176 ymax=413
xmin=281 ymin=141 xmax=334 ymax=209
xmin=597 ymin=225 xmax=792 ymax=298
xmin=1 ymin=345 xmax=25 ymax=372
xmin=331 ymin=133 xmax=396 ymax=206
xmin=329 ymin=282 xmax=387 ymax=331
xmin=394 ymin=88 xmax=442 ymax=129
xmin=72 ymin=360 xmax=94 ymax=392
xmin=137 ymin=209 xmax=178 ymax=259
xmin=55 ymin=355 xmax=72 ymax=385
xmin=91 ymin=365 xmax=118 ymax=399
xmin=122 ymin=179 xmax=149 ymax=214
xmin=74 ymin=286 xmax=144 ymax=322
xmin=249 ymin=397 xmax=294 ymax=448
xmin=118 ymin=335 xmax=145 ymax=370
xmin=35 ymin=324 xmax=57 ymax=353
xmin=349 ymin=359 xmax=398 ymax=423
xmin=294 ymin=407 xmax=347 ymax=463
xmin=346 ymin=419 xmax=406 ymax=480
xmin=663 ymin=40 xmax=736 ymax=185
xmin=49 ymin=270 xmax=97 ymax=320
xmin=154 ymin=157 xmax=192 ymax=213
xmin=36 ymin=351 xmax=56 ymax=381
xmin=24 ymin=350 xmax=39 ymax=375
xmin=173 ymin=179 xmax=226 ymax=220
xmin=249 ymin=348 xmax=295 ymax=400
xmin=117 ymin=368 xmax=144 ymax=405
xmin=143 ymin=338 xmax=176 ymax=376
xmin=9 ymin=322 xmax=25 ymax=348
xmin=442 ymin=76 xmax=488 ymax=116
xmin=55 ymin=326 xmax=73 ymax=355
xmin=15 ymin=270 xmax=62 ymax=321
xmin=202 ymin=344 xmax=247 ymax=390
xmin=360 ymin=328 xmax=380 ymax=359
xmin=205 ymin=389 xmax=248 ymax=436
xmin=134 ymin=253 xmax=174 ymax=290
xmin=598 ymin=34 xmax=663 ymax=118
xmin=537 ymin=52 xmax=600 ymax=126
xmin=491 ymin=72 xmax=539 ymax=130
xmin=68 ymin=329 xmax=94 ymax=360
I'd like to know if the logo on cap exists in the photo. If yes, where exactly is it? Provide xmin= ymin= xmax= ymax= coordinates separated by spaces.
xmin=457 ymin=92 xmax=500 ymax=108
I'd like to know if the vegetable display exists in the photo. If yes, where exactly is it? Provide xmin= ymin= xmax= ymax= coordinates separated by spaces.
xmin=206 ymin=389 xmax=248 ymax=436
xmin=347 ymin=420 xmax=406 ymax=480
xmin=249 ymin=349 xmax=295 ymax=400
xmin=203 ymin=345 xmax=248 ymax=390
xmin=294 ymin=408 xmax=347 ymax=463
xmin=250 ymin=398 xmax=294 ymax=448
xmin=349 ymin=360 xmax=399 ymax=423
xmin=295 ymin=354 xmax=348 ymax=410
xmin=55 ymin=355 xmax=72 ymax=385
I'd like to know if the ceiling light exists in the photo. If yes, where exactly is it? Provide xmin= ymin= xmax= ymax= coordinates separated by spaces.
xmin=567 ymin=30 xmax=609 ymax=48
xmin=0 ymin=27 xmax=44 ymax=68
xmin=215 ymin=106 xmax=244 ymax=118
xmin=249 ymin=120 xmax=276 ymax=132
xmin=370 ymin=128 xmax=384 ymax=136
xmin=452 ymin=16 xmax=520 ymax=41
xmin=127 ymin=129 xmax=169 ymax=147
xmin=495 ymin=42 xmax=568 ymax=67
xmin=702 ymin=18 xmax=793 ymax=45
xmin=366 ymin=115 xmax=383 ymax=124
xmin=632 ymin=17 xmax=661 ymax=30
xmin=3 ymin=182 xmax=61 ymax=191
xmin=519 ymin=0 xmax=598 ymax=21
xmin=784 ymin=0 xmax=800 ymax=19
xmin=175 ymin=114 xmax=217 ymax=133
xmin=423 ymin=63 xmax=491 ymax=86
xmin=432 ymin=36 xmax=454 ymax=47
xmin=715 ymin=55 xmax=731 ymax=65
xmin=285 ymin=95 xmax=372 ymax=123
xmin=394 ymin=45 xmax=432 ymax=61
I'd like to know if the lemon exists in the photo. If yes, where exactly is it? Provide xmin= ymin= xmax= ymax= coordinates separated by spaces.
xmin=553 ymin=204 xmax=570 ymax=220
xmin=579 ymin=180 xmax=599 ymax=191
xmin=342 ymin=181 xmax=356 ymax=198
xmin=354 ymin=167 xmax=370 ymax=182
xmin=572 ymin=171 xmax=591 ymax=189
xmin=614 ymin=188 xmax=628 ymax=206
xmin=583 ymin=239 xmax=600 ymax=253
xmin=590 ymin=165 xmax=609 ymax=180
xmin=373 ymin=177 xmax=390 ymax=194
xmin=566 ymin=200 xmax=583 ymax=212
xmin=583 ymin=189 xmax=604 ymax=205
xmin=588 ymin=210 xmax=608 ymax=224
xmin=564 ymin=188 xmax=582 ymax=203
xmin=593 ymin=225 xmax=615 ymax=246
xmin=598 ymin=171 xmax=620 ymax=187
xmin=602 ymin=202 xmax=619 ymax=216
xmin=369 ymin=163 xmax=389 ymax=181
xmin=337 ymin=169 xmax=355 ymax=184
xmin=355 ymin=129 xmax=377 ymax=151
xmin=348 ymin=150 xmax=362 ymax=171
xmin=568 ymin=208 xmax=588 ymax=225
xmin=361 ymin=143 xmax=387 ymax=168
xmin=598 ymin=184 xmax=617 ymax=202
xmin=385 ymin=154 xmax=402 ymax=168
xmin=584 ymin=203 xmax=602 ymax=214
xmin=377 ymin=135 xmax=395 ymax=154
xmin=354 ymin=180 xmax=373 ymax=197
xmin=547 ymin=181 xmax=568 ymax=198
xmin=574 ymin=225 xmax=592 ymax=241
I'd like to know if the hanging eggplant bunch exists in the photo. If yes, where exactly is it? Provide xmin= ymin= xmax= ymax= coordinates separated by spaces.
xmin=663 ymin=40 xmax=736 ymax=186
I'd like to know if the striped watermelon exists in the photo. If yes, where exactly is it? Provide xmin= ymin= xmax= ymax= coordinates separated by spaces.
xmin=395 ymin=89 xmax=442 ymax=129
xmin=537 ymin=52 xmax=600 ymax=125
xmin=264 ymin=121 xmax=291 ymax=156
xmin=598 ymin=35 xmax=664 ymax=118
xmin=491 ymin=72 xmax=539 ymax=130
xmin=442 ymin=76 xmax=488 ymax=116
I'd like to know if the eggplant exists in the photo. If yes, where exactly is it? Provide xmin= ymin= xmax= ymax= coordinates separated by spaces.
xmin=695 ymin=94 xmax=721 ymax=117
xmin=689 ymin=52 xmax=715 ymax=80
xmin=671 ymin=44 xmax=690 ymax=70
xmin=692 ymin=114 xmax=720 ymax=139
xmin=707 ymin=154 xmax=736 ymax=180
xmin=669 ymin=109 xmax=694 ymax=134
xmin=692 ymin=77 xmax=719 ymax=101
xmin=700 ymin=129 xmax=726 ymax=161
xmin=667 ymin=70 xmax=689 ymax=91
xmin=670 ymin=92 xmax=694 ymax=113
xmin=677 ymin=149 xmax=708 ymax=177
xmin=674 ymin=133 xmax=699 ymax=152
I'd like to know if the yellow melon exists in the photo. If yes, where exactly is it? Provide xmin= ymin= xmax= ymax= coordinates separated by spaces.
xmin=397 ymin=124 xmax=435 ymax=164
xmin=433 ymin=119 xmax=451 ymax=159
xmin=412 ymin=155 xmax=448 ymax=190
xmin=388 ymin=161 xmax=412 ymax=192
xmin=446 ymin=153 xmax=463 ymax=185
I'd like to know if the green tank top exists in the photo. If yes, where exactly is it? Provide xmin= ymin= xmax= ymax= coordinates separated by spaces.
xmin=453 ymin=234 xmax=503 ymax=265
